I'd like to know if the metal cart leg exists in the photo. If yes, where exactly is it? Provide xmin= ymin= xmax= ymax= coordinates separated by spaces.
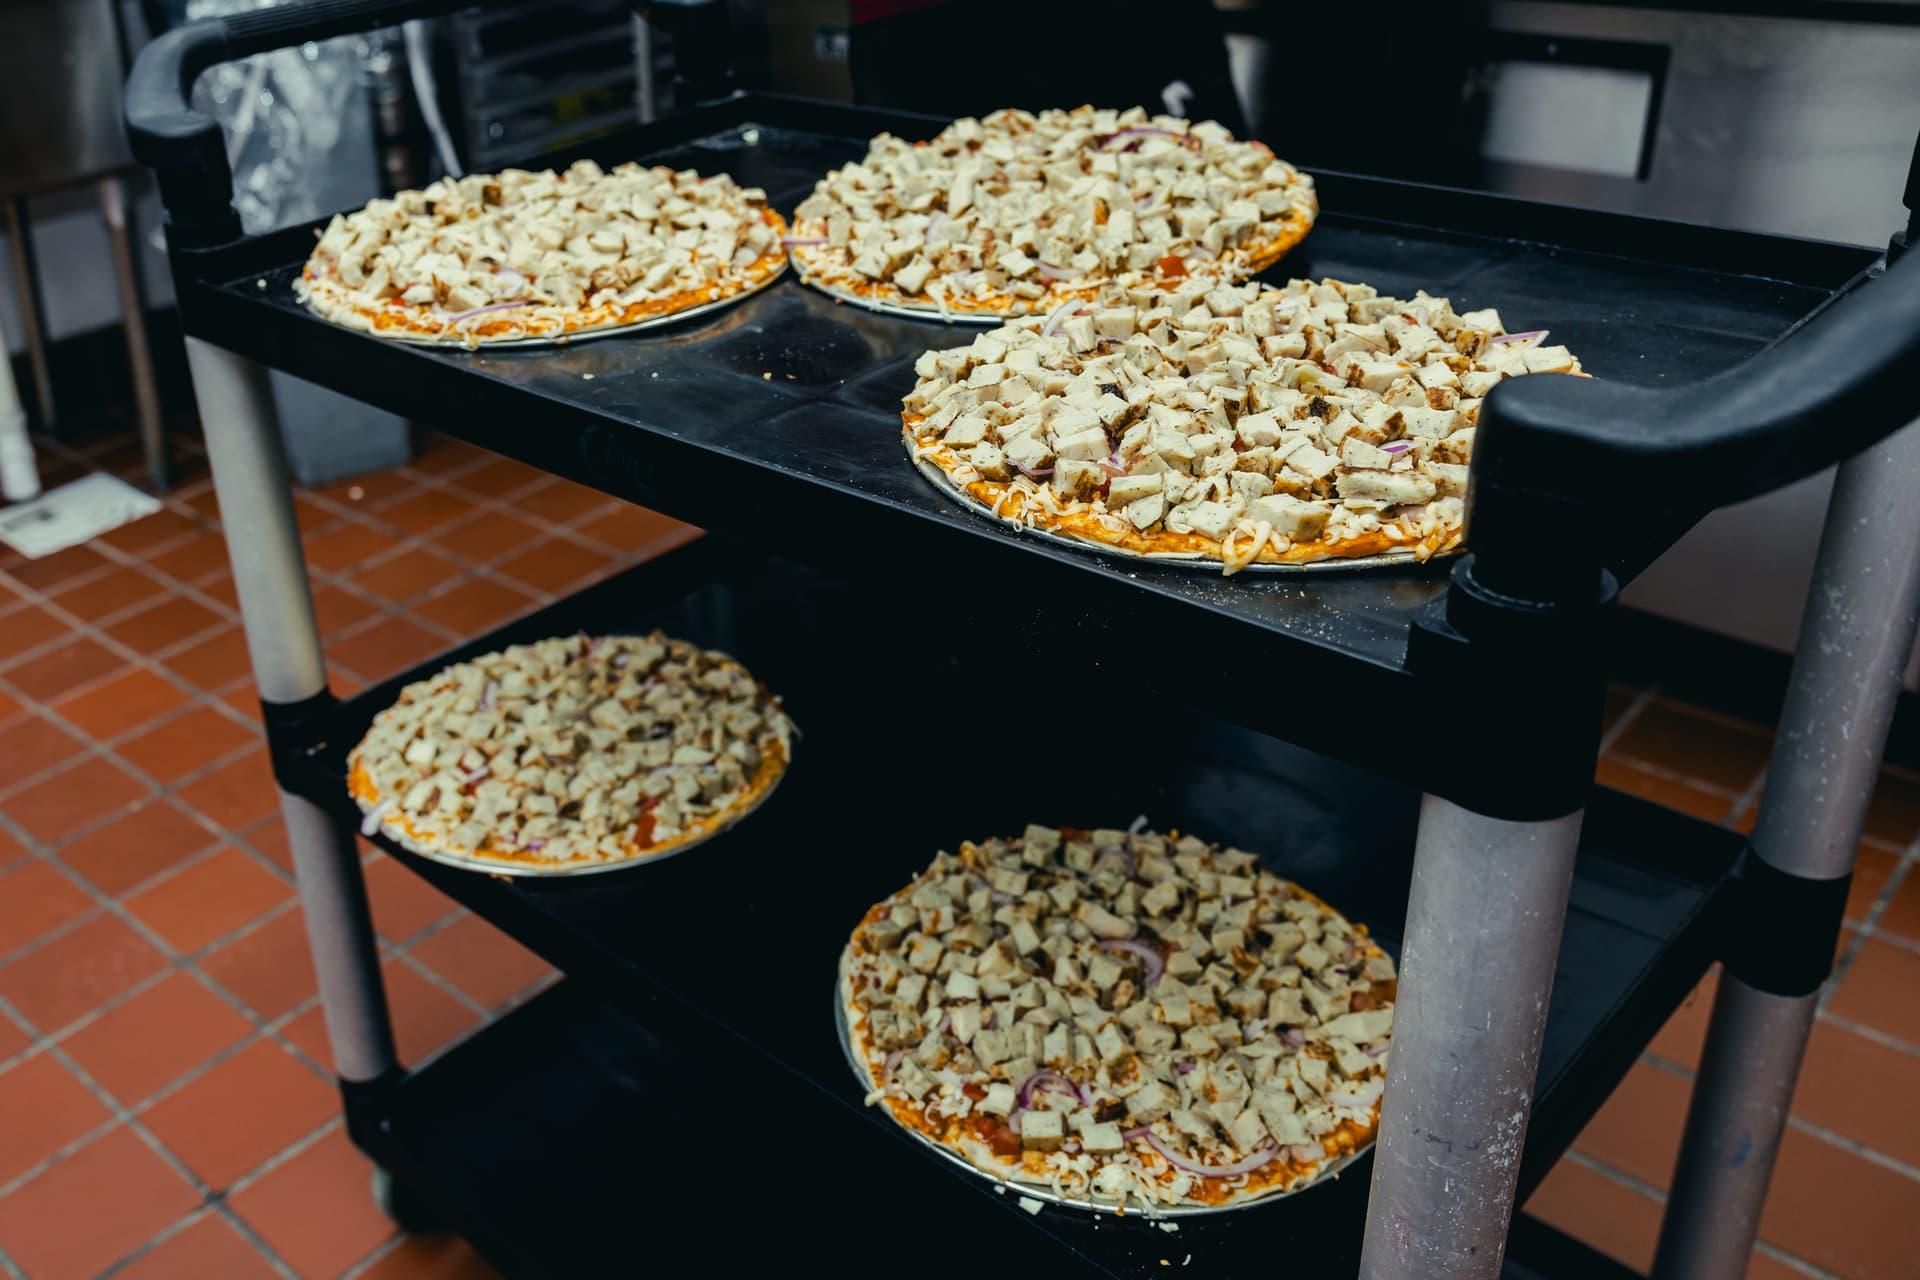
xmin=101 ymin=175 xmax=169 ymax=491
xmin=0 ymin=308 xmax=39 ymax=501
xmin=183 ymin=336 xmax=397 ymax=1085
xmin=1651 ymin=417 xmax=1920 ymax=1280
xmin=3 ymin=199 xmax=56 ymax=435
xmin=1359 ymin=799 xmax=1585 ymax=1280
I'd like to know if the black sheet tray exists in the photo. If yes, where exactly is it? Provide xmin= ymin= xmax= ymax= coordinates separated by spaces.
xmin=290 ymin=538 xmax=1740 ymax=1279
xmin=173 ymin=94 xmax=1879 ymax=789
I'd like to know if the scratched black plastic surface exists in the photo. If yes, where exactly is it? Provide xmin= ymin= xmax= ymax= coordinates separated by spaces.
xmin=187 ymin=105 xmax=1872 ymax=699
xmin=305 ymin=542 xmax=1738 ymax=1279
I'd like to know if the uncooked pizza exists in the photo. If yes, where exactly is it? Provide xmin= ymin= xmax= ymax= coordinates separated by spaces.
xmin=839 ymin=824 xmax=1395 ymax=1211
xmin=901 ymin=275 xmax=1585 ymax=572
xmin=788 ymin=106 xmax=1316 ymax=319
xmin=349 ymin=633 xmax=793 ymax=873
xmin=298 ymin=160 xmax=788 ymax=347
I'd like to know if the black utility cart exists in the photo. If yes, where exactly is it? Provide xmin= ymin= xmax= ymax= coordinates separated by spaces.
xmin=124 ymin=4 xmax=1920 ymax=1278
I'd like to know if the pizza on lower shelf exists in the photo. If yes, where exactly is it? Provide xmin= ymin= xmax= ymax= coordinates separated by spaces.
xmin=348 ymin=633 xmax=793 ymax=872
xmin=788 ymin=106 xmax=1316 ymax=319
xmin=901 ymin=275 xmax=1585 ymax=572
xmin=840 ymin=825 xmax=1396 ymax=1211
xmin=298 ymin=160 xmax=788 ymax=347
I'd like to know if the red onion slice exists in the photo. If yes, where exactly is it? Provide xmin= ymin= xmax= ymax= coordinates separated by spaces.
xmin=1326 ymin=1077 xmax=1386 ymax=1109
xmin=1287 ymin=1143 xmax=1325 ymax=1165
xmin=1040 ymin=297 xmax=1092 ymax=338
xmin=1280 ymin=1028 xmax=1306 ymax=1049
xmin=882 ymin=1049 xmax=907 ymax=1081
xmin=1127 ymin=814 xmax=1149 ymax=836
xmin=1381 ymin=442 xmax=1413 ymax=454
xmin=1491 ymin=329 xmax=1548 ymax=345
xmin=1101 ymin=126 xmax=1184 ymax=152
xmin=445 ymin=299 xmax=531 ymax=325
xmin=1175 ymin=1062 xmax=1196 ymax=1074
xmin=1145 ymin=1132 xmax=1279 ymax=1179
xmin=1015 ymin=462 xmax=1054 ymax=479
xmin=1038 ymin=263 xmax=1084 ymax=281
xmin=781 ymin=235 xmax=829 ymax=247
xmin=1364 ymin=1041 xmax=1390 ymax=1058
xmin=359 ymin=799 xmax=393 ymax=836
xmin=477 ymin=678 xmax=497 ymax=711
xmin=1015 ymin=1070 xmax=1088 ymax=1108
xmin=1097 ymin=938 xmax=1165 ymax=986
xmin=1123 ymin=1125 xmax=1152 ymax=1141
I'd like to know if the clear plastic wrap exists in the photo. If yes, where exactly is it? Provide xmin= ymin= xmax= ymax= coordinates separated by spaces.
xmin=185 ymin=0 xmax=381 ymax=234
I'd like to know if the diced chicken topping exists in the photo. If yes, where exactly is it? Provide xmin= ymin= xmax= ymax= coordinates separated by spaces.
xmin=844 ymin=825 xmax=1396 ymax=1209
xmin=901 ymin=275 xmax=1585 ymax=571
xmin=790 ymin=106 xmax=1317 ymax=315
xmin=349 ymin=633 xmax=793 ymax=867
xmin=300 ymin=160 xmax=781 ymax=346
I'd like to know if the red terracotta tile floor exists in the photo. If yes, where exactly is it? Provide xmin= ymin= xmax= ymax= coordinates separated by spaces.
xmin=0 ymin=426 xmax=692 ymax=1278
xmin=3 ymin=425 xmax=1919 ymax=1277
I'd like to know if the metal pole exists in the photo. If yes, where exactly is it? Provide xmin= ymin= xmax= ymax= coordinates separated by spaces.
xmin=100 ymin=175 xmax=169 ymax=491
xmin=1652 ymin=416 xmax=1920 ymax=1280
xmin=0 ymin=306 xmax=39 ymax=501
xmin=3 ymin=200 xmax=56 ymax=436
xmin=1359 ymin=799 xmax=1586 ymax=1280
xmin=184 ymin=336 xmax=396 ymax=1083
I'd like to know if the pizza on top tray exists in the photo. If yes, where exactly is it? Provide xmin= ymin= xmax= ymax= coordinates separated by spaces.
xmin=348 ymin=633 xmax=793 ymax=872
xmin=841 ymin=824 xmax=1395 ymax=1211
xmin=788 ymin=106 xmax=1316 ymax=319
xmin=298 ymin=160 xmax=788 ymax=347
xmin=901 ymin=275 xmax=1585 ymax=572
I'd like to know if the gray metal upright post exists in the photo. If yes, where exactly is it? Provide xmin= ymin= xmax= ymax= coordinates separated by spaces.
xmin=1359 ymin=800 xmax=1586 ymax=1279
xmin=1651 ymin=417 xmax=1920 ymax=1280
xmin=101 ymin=174 xmax=169 ymax=491
xmin=184 ymin=336 xmax=397 ymax=1084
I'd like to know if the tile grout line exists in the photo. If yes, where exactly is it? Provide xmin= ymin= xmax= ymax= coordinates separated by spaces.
xmin=1595 ymin=684 xmax=1658 ymax=757
xmin=1752 ymin=1240 xmax=1847 ymax=1280
xmin=1819 ymin=826 xmax=1920 ymax=1013
xmin=1555 ymin=1149 xmax=1851 ymax=1280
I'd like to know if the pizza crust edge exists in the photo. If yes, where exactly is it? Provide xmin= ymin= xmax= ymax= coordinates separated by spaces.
xmin=902 ymin=419 xmax=1461 ymax=570
xmin=299 ymin=208 xmax=790 ymax=347
xmin=789 ymin=216 xmax=1313 ymax=321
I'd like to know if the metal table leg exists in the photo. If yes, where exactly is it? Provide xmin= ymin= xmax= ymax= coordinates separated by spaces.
xmin=1651 ymin=417 xmax=1920 ymax=1280
xmin=1359 ymin=799 xmax=1585 ymax=1280
xmin=101 ymin=175 xmax=169 ymax=491
xmin=0 ymin=308 xmax=39 ymax=501
xmin=3 ymin=199 xmax=56 ymax=436
xmin=184 ymin=336 xmax=396 ymax=1085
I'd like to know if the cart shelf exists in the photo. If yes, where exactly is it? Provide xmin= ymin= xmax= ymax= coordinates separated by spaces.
xmin=174 ymin=95 xmax=1878 ymax=787
xmin=289 ymin=537 xmax=1739 ymax=1279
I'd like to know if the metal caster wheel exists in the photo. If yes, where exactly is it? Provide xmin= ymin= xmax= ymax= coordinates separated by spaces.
xmin=371 ymin=1166 xmax=444 ymax=1234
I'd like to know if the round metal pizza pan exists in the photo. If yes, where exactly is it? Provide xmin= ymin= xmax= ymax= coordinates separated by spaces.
xmin=362 ymin=759 xmax=786 ymax=878
xmin=831 ymin=975 xmax=1368 ymax=1218
xmin=907 ymin=451 xmax=1451 ymax=575
xmin=312 ymin=258 xmax=789 ymax=350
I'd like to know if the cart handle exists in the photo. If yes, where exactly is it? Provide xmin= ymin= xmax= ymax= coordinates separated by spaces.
xmin=1466 ymin=242 xmax=1920 ymax=601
